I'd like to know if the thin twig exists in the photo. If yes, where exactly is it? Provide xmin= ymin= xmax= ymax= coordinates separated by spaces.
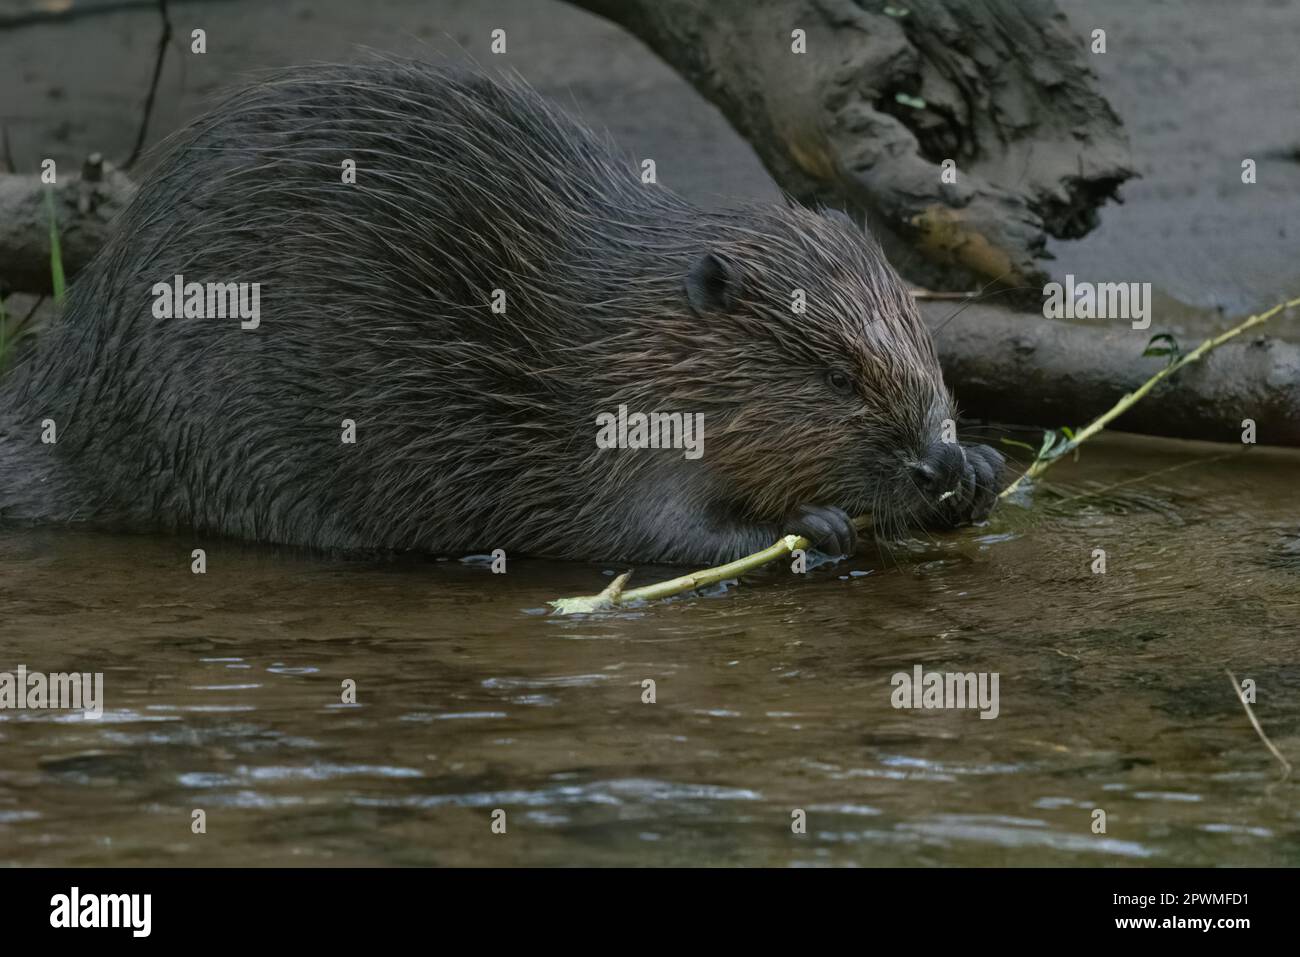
xmin=1226 ymin=669 xmax=1292 ymax=782
xmin=123 ymin=0 xmax=173 ymax=170
xmin=999 ymin=295 xmax=1300 ymax=498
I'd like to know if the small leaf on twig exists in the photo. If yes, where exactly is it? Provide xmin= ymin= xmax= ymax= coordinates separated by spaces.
xmin=1142 ymin=332 xmax=1181 ymax=367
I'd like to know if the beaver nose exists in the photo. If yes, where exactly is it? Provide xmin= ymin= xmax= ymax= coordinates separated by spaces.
xmin=909 ymin=443 xmax=965 ymax=498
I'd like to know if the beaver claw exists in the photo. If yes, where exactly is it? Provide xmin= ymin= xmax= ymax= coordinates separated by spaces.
xmin=928 ymin=443 xmax=1006 ymax=528
xmin=784 ymin=503 xmax=859 ymax=557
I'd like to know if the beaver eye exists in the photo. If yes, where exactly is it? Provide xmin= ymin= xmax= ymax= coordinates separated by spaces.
xmin=825 ymin=369 xmax=854 ymax=396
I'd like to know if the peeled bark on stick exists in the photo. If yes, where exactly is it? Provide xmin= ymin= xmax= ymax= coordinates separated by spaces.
xmin=571 ymin=0 xmax=1134 ymax=292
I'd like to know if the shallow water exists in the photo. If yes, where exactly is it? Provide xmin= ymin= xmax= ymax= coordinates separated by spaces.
xmin=1 ymin=432 xmax=1298 ymax=866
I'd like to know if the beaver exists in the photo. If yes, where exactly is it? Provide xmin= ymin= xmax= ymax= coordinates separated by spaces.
xmin=0 ymin=59 xmax=1005 ymax=565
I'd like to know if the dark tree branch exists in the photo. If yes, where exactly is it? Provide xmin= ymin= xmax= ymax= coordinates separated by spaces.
xmin=123 ymin=0 xmax=174 ymax=170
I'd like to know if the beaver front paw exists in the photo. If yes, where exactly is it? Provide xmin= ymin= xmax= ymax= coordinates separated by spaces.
xmin=783 ymin=503 xmax=859 ymax=556
xmin=927 ymin=443 xmax=1006 ymax=528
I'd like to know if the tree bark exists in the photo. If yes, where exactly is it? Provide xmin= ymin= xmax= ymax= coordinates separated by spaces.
xmin=572 ymin=0 xmax=1134 ymax=294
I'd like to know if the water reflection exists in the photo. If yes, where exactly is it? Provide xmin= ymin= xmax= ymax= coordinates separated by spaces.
xmin=1 ymin=434 xmax=1298 ymax=865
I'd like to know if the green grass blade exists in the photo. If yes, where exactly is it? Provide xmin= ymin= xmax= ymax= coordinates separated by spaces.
xmin=45 ymin=187 xmax=66 ymax=305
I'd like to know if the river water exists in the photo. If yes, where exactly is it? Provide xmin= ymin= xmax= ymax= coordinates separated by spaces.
xmin=2 ymin=432 xmax=1297 ymax=866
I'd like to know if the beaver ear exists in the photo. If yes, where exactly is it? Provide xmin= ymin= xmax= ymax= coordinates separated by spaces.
xmin=685 ymin=252 xmax=740 ymax=315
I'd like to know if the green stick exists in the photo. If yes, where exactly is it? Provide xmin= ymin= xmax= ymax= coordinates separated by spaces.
xmin=46 ymin=187 xmax=66 ymax=305
xmin=549 ymin=295 xmax=1299 ymax=614
xmin=1000 ymin=294 xmax=1300 ymax=496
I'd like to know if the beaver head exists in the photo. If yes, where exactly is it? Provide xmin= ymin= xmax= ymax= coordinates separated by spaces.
xmin=672 ymin=204 xmax=1001 ymax=544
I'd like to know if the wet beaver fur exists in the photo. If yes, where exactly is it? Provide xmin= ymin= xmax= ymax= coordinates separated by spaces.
xmin=0 ymin=59 xmax=1005 ymax=564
